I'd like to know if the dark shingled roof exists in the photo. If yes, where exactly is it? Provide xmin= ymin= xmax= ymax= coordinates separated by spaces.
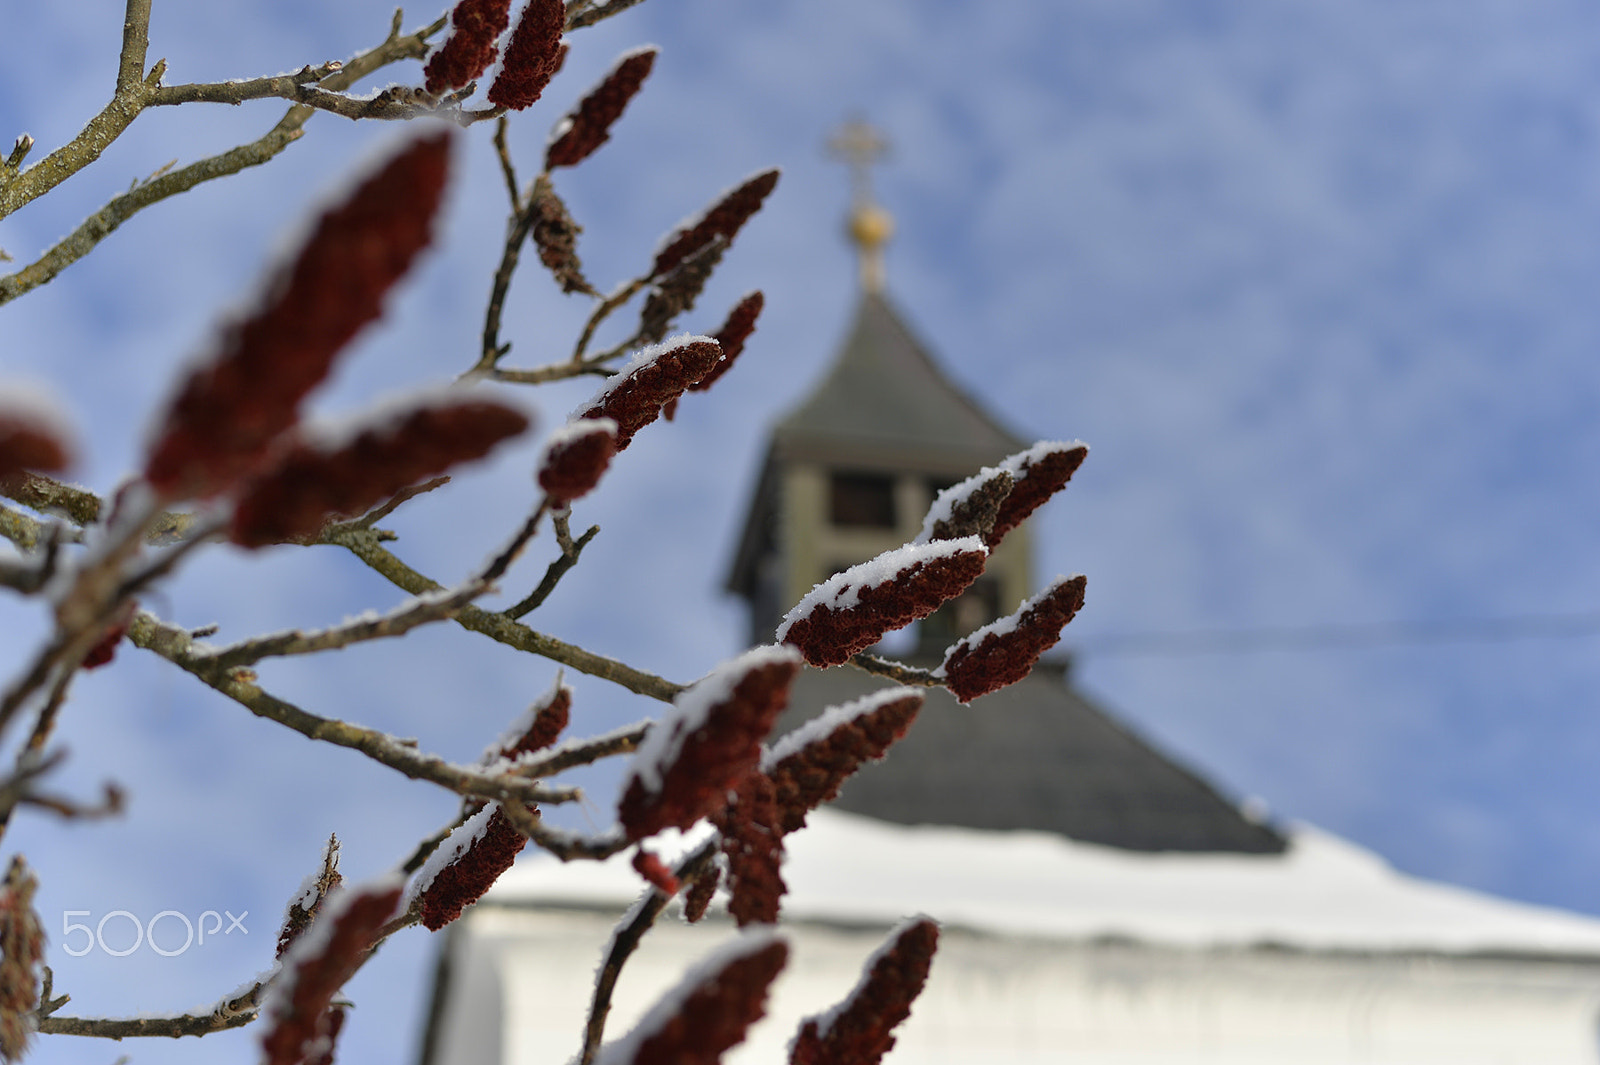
xmin=775 ymin=659 xmax=1287 ymax=854
xmin=771 ymin=291 xmax=1025 ymax=470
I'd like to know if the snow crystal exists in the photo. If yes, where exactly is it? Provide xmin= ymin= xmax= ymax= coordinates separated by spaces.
xmin=591 ymin=926 xmax=787 ymax=1065
xmin=624 ymin=645 xmax=802 ymax=795
xmin=1003 ymin=439 xmax=1089 ymax=476
xmin=933 ymin=581 xmax=1060 ymax=675
xmin=570 ymin=334 xmax=716 ymax=419
xmin=292 ymin=383 xmax=532 ymax=453
xmin=406 ymin=805 xmax=500 ymax=906
xmin=775 ymin=537 xmax=987 ymax=642
xmin=761 ymin=687 xmax=922 ymax=772
xmin=913 ymin=440 xmax=1088 ymax=545
xmin=485 ymin=807 xmax=1600 ymax=957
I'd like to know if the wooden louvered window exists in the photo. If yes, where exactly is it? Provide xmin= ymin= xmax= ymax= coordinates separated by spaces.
xmin=829 ymin=471 xmax=896 ymax=528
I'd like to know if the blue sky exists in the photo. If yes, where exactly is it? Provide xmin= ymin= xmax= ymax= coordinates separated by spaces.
xmin=8 ymin=0 xmax=1600 ymax=1062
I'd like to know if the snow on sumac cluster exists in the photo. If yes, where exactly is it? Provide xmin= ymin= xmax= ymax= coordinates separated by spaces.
xmin=776 ymin=539 xmax=990 ymax=667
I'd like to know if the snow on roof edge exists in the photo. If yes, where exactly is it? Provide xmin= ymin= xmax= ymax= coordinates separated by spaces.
xmin=482 ymin=809 xmax=1600 ymax=959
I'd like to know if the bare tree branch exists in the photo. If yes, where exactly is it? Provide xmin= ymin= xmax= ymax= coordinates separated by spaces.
xmin=198 ymin=580 xmax=488 ymax=671
xmin=567 ymin=0 xmax=652 ymax=30
xmin=39 ymin=979 xmax=263 ymax=1039
xmin=350 ymin=475 xmax=452 ymax=528
xmin=571 ymin=276 xmax=650 ymax=362
xmin=323 ymin=524 xmax=685 ymax=702
xmin=127 ymin=611 xmax=585 ymax=806
xmin=0 ymin=10 xmax=450 ymax=304
xmin=117 ymin=0 xmax=156 ymax=94
xmin=511 ymin=719 xmax=650 ymax=779
xmin=505 ymin=513 xmax=599 ymax=620
xmin=579 ymin=838 xmax=720 ymax=1065
xmin=849 ymin=651 xmax=942 ymax=687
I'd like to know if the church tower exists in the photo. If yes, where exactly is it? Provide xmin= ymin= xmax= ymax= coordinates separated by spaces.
xmin=726 ymin=121 xmax=1032 ymax=654
xmin=726 ymin=122 xmax=1285 ymax=853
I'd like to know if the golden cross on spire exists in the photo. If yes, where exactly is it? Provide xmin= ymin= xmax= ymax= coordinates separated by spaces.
xmin=827 ymin=118 xmax=894 ymax=293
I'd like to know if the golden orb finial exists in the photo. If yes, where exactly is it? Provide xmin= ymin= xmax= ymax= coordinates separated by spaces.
xmin=828 ymin=118 xmax=893 ymax=293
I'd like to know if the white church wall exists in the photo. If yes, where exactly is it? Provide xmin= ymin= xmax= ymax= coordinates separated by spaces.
xmin=427 ymin=903 xmax=1600 ymax=1065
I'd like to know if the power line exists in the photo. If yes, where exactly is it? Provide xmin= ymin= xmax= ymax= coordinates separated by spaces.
xmin=1073 ymin=610 xmax=1600 ymax=657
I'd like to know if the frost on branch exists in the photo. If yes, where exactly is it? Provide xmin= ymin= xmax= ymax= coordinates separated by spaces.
xmin=711 ymin=771 xmax=785 ymax=927
xmin=652 ymin=169 xmax=780 ymax=279
xmin=0 ymin=858 xmax=42 ymax=1065
xmin=276 ymin=834 xmax=343 ymax=960
xmin=536 ymin=418 xmax=617 ymax=504
xmin=486 ymin=0 xmax=566 ymax=111
xmin=411 ymin=804 xmax=530 ymax=931
xmin=260 ymin=878 xmax=402 ymax=1065
xmin=572 ymin=336 xmax=721 ymax=450
xmin=424 ymin=0 xmax=513 ymax=94
xmin=789 ymin=917 xmax=939 ymax=1065
xmin=595 ymin=929 xmax=789 ymax=1065
xmin=144 ymin=131 xmax=452 ymax=500
xmin=617 ymin=645 xmax=800 ymax=840
xmin=545 ymin=46 xmax=657 ymax=170
xmin=762 ymin=688 xmax=924 ymax=835
xmin=986 ymin=441 xmax=1088 ymax=549
xmin=937 ymin=575 xmax=1087 ymax=704
xmin=776 ymin=539 xmax=989 ymax=667
xmin=228 ymin=396 xmax=529 ymax=547
xmin=0 ymin=389 xmax=73 ymax=483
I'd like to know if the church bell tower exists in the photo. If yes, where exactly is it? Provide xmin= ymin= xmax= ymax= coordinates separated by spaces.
xmin=726 ymin=120 xmax=1033 ymax=655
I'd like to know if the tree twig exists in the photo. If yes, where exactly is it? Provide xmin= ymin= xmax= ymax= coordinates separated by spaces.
xmin=849 ymin=651 xmax=942 ymax=687
xmin=351 ymin=475 xmax=451 ymax=528
xmin=117 ymin=0 xmax=155 ymax=94
xmin=323 ymin=524 xmax=685 ymax=703
xmin=472 ymin=183 xmax=545 ymax=375
xmin=198 ymin=580 xmax=489 ymax=671
xmin=567 ymin=0 xmax=653 ymax=30
xmin=487 ymin=360 xmax=615 ymax=385
xmin=509 ymin=720 xmax=650 ymax=779
xmin=505 ymin=514 xmax=599 ymax=620
xmin=579 ymin=837 xmax=720 ymax=1065
xmin=493 ymin=116 xmax=521 ymax=210
xmin=571 ymin=276 xmax=650 ymax=362
xmin=127 ymin=611 xmax=585 ymax=806
xmin=0 ymin=10 xmax=450 ymax=303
